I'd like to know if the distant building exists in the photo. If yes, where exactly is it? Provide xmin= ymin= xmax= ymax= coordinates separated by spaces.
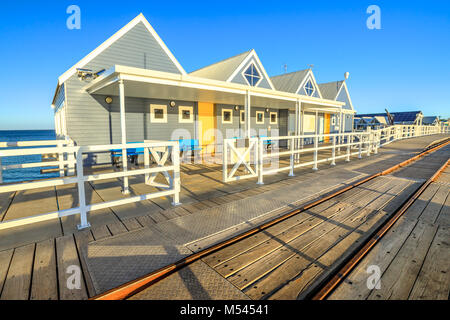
xmin=422 ymin=116 xmax=440 ymax=126
xmin=354 ymin=111 xmax=423 ymax=130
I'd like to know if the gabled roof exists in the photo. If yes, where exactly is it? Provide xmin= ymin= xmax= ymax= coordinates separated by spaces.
xmin=57 ymin=13 xmax=186 ymax=85
xmin=189 ymin=50 xmax=252 ymax=81
xmin=422 ymin=116 xmax=439 ymax=125
xmin=270 ymin=69 xmax=309 ymax=93
xmin=190 ymin=49 xmax=276 ymax=90
xmin=270 ymin=69 xmax=322 ymax=98
xmin=318 ymin=81 xmax=344 ymax=100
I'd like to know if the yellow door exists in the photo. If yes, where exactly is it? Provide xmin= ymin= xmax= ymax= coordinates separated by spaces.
xmin=198 ymin=102 xmax=216 ymax=155
xmin=324 ymin=114 xmax=331 ymax=142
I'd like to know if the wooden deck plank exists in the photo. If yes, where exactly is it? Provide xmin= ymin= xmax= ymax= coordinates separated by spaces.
xmin=30 ymin=238 xmax=58 ymax=300
xmin=367 ymin=221 xmax=438 ymax=300
xmin=231 ymin=178 xmax=410 ymax=296
xmin=211 ymin=178 xmax=395 ymax=279
xmin=269 ymin=182 xmax=413 ymax=300
xmin=1 ymin=243 xmax=35 ymax=300
xmin=106 ymin=221 xmax=128 ymax=236
xmin=73 ymin=230 xmax=96 ymax=297
xmin=121 ymin=217 xmax=142 ymax=231
xmin=409 ymin=226 xmax=450 ymax=300
xmin=90 ymin=225 xmax=111 ymax=241
xmin=56 ymin=235 xmax=88 ymax=300
xmin=202 ymin=200 xmax=339 ymax=268
xmin=136 ymin=215 xmax=156 ymax=227
xmin=0 ymin=249 xmax=14 ymax=294
xmin=417 ymin=184 xmax=448 ymax=224
xmin=328 ymin=216 xmax=418 ymax=300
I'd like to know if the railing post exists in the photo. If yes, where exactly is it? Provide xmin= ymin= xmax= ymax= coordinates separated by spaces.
xmin=257 ymin=138 xmax=264 ymax=184
xmin=358 ymin=133 xmax=362 ymax=159
xmin=346 ymin=134 xmax=351 ymax=162
xmin=289 ymin=136 xmax=295 ymax=176
xmin=76 ymin=148 xmax=90 ymax=230
xmin=222 ymin=139 xmax=228 ymax=183
xmin=171 ymin=142 xmax=181 ymax=206
xmin=313 ymin=135 xmax=318 ymax=171
xmin=374 ymin=132 xmax=379 ymax=154
xmin=67 ymin=140 xmax=75 ymax=176
xmin=331 ymin=135 xmax=336 ymax=166
xmin=57 ymin=141 xmax=64 ymax=177
xmin=144 ymin=142 xmax=150 ymax=185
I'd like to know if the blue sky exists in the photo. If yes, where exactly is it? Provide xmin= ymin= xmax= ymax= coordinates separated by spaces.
xmin=0 ymin=0 xmax=449 ymax=129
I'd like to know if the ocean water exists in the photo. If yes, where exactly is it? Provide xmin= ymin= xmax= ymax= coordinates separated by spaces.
xmin=0 ymin=130 xmax=59 ymax=183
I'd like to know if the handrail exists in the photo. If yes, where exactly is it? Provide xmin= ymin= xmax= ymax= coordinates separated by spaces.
xmin=0 ymin=140 xmax=181 ymax=231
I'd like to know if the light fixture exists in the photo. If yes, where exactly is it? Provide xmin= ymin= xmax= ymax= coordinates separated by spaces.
xmin=170 ymin=101 xmax=176 ymax=108
xmin=265 ymin=108 xmax=270 ymax=113
xmin=234 ymin=105 xmax=240 ymax=111
xmin=105 ymin=96 xmax=113 ymax=104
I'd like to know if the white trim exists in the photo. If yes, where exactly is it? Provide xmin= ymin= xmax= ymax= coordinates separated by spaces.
xmin=240 ymin=110 xmax=245 ymax=124
xmin=296 ymin=69 xmax=323 ymax=99
xmin=150 ymin=104 xmax=167 ymax=123
xmin=226 ymin=50 xmax=276 ymax=90
xmin=339 ymin=81 xmax=355 ymax=111
xmin=178 ymin=106 xmax=193 ymax=123
xmin=256 ymin=111 xmax=264 ymax=124
xmin=57 ymin=14 xmax=186 ymax=85
xmin=222 ymin=108 xmax=233 ymax=124
xmin=270 ymin=112 xmax=278 ymax=124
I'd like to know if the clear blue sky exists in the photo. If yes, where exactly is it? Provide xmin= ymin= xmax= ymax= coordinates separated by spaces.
xmin=0 ymin=0 xmax=449 ymax=130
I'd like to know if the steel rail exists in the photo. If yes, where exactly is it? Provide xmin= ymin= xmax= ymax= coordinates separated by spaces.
xmin=91 ymin=138 xmax=450 ymax=300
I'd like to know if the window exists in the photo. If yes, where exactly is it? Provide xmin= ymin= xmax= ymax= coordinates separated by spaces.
xmin=179 ymin=106 xmax=193 ymax=123
xmin=240 ymin=110 xmax=245 ymax=124
xmin=304 ymin=79 xmax=315 ymax=96
xmin=243 ymin=63 xmax=262 ymax=86
xmin=222 ymin=108 xmax=233 ymax=124
xmin=150 ymin=104 xmax=167 ymax=123
xmin=256 ymin=111 xmax=264 ymax=124
xmin=270 ymin=112 xmax=277 ymax=124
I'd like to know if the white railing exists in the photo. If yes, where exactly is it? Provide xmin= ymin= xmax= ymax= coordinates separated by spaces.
xmin=223 ymin=124 xmax=448 ymax=184
xmin=0 ymin=140 xmax=180 ymax=231
xmin=0 ymin=139 xmax=75 ymax=183
xmin=222 ymin=137 xmax=259 ymax=182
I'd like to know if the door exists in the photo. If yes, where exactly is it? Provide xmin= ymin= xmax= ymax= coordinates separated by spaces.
xmin=198 ymin=102 xmax=216 ymax=155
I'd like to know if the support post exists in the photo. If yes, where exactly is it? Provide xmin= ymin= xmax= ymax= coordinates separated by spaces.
xmin=358 ymin=133 xmax=362 ymax=159
xmin=331 ymin=135 xmax=336 ymax=166
xmin=245 ymin=91 xmax=251 ymax=139
xmin=346 ymin=134 xmax=351 ymax=162
xmin=57 ymin=140 xmax=64 ymax=177
xmin=172 ymin=142 xmax=181 ymax=205
xmin=76 ymin=149 xmax=90 ymax=230
xmin=257 ymin=138 xmax=264 ymax=184
xmin=289 ymin=136 xmax=295 ymax=176
xmin=222 ymin=139 xmax=228 ymax=182
xmin=313 ymin=135 xmax=318 ymax=171
xmin=119 ymin=79 xmax=129 ymax=194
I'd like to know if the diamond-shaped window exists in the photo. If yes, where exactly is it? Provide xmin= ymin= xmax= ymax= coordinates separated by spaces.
xmin=243 ymin=63 xmax=261 ymax=86
xmin=304 ymin=79 xmax=315 ymax=96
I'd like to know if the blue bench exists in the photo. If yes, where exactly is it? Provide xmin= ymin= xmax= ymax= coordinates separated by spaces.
xmin=111 ymin=142 xmax=144 ymax=166
xmin=174 ymin=139 xmax=202 ymax=154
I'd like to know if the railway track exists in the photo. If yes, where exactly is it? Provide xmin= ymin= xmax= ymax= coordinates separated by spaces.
xmin=92 ymin=138 xmax=450 ymax=300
